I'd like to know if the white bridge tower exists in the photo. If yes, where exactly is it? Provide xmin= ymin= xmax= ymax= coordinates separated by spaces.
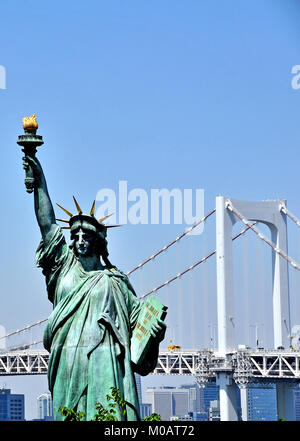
xmin=215 ymin=196 xmax=293 ymax=421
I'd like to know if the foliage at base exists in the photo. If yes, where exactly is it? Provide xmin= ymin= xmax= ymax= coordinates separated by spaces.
xmin=59 ymin=387 xmax=161 ymax=421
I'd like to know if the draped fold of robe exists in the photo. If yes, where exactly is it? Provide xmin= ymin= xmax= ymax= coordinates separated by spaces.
xmin=36 ymin=226 xmax=157 ymax=421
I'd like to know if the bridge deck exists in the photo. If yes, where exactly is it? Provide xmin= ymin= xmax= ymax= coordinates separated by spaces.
xmin=1 ymin=349 xmax=300 ymax=383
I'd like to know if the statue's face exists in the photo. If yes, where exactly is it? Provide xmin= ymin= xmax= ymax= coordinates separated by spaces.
xmin=74 ymin=228 xmax=96 ymax=257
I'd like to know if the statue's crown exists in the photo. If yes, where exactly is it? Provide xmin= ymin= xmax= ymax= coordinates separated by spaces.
xmin=56 ymin=196 xmax=121 ymax=234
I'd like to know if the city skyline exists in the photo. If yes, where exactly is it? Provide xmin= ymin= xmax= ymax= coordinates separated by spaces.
xmin=1 ymin=380 xmax=298 ymax=422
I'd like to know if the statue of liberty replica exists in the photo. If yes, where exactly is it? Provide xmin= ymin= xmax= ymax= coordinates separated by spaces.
xmin=18 ymin=115 xmax=167 ymax=421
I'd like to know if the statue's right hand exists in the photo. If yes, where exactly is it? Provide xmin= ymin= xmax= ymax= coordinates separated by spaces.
xmin=22 ymin=155 xmax=43 ymax=179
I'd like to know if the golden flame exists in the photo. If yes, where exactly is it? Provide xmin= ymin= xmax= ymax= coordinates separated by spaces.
xmin=22 ymin=114 xmax=38 ymax=131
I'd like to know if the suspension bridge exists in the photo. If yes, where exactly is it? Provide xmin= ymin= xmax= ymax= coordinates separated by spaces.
xmin=1 ymin=195 xmax=300 ymax=421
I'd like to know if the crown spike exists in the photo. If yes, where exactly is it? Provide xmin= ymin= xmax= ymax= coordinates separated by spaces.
xmin=73 ymin=196 xmax=83 ymax=214
xmin=56 ymin=218 xmax=70 ymax=224
xmin=90 ymin=200 xmax=95 ymax=216
xmin=104 ymin=224 xmax=123 ymax=228
xmin=98 ymin=213 xmax=114 ymax=223
xmin=56 ymin=203 xmax=73 ymax=217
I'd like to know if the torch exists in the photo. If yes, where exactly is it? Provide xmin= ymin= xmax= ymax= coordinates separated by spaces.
xmin=17 ymin=114 xmax=44 ymax=193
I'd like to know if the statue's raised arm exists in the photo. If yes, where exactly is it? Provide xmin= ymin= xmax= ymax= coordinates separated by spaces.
xmin=23 ymin=155 xmax=57 ymax=242
xmin=18 ymin=114 xmax=57 ymax=243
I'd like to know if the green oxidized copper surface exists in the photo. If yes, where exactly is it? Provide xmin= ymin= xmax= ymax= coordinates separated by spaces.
xmin=17 ymin=116 xmax=166 ymax=420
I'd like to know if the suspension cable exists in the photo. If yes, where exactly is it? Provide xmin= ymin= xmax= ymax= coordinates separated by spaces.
xmin=227 ymin=200 xmax=300 ymax=271
xmin=126 ymin=208 xmax=216 ymax=276
xmin=5 ymin=340 xmax=44 ymax=351
xmin=26 ymin=340 xmax=43 ymax=348
xmin=280 ymin=203 xmax=300 ymax=228
xmin=0 ymin=319 xmax=48 ymax=341
xmin=139 ymin=221 xmax=257 ymax=299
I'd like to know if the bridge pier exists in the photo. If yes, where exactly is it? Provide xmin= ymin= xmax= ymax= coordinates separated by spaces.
xmin=239 ymin=386 xmax=248 ymax=421
xmin=216 ymin=372 xmax=238 ymax=421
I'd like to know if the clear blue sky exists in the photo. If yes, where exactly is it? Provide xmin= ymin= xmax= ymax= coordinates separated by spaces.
xmin=0 ymin=0 xmax=300 ymax=420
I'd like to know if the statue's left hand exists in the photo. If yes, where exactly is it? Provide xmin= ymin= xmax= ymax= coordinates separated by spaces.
xmin=150 ymin=318 xmax=166 ymax=343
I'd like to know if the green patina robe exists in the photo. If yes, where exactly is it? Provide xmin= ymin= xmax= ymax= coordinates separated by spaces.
xmin=36 ymin=226 xmax=156 ymax=421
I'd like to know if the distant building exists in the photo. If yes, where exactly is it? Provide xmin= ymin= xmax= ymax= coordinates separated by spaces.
xmin=145 ymin=386 xmax=194 ymax=421
xmin=0 ymin=388 xmax=25 ymax=421
xmin=135 ymin=374 xmax=153 ymax=419
xmin=294 ymin=384 xmax=300 ymax=421
xmin=180 ymin=383 xmax=201 ymax=412
xmin=146 ymin=387 xmax=173 ymax=421
xmin=171 ymin=413 xmax=193 ymax=421
xmin=37 ymin=392 xmax=53 ymax=421
xmin=140 ymin=403 xmax=152 ymax=419
xmin=209 ymin=400 xmax=220 ymax=421
xmin=135 ymin=374 xmax=142 ymax=406
xmin=201 ymin=382 xmax=219 ymax=413
xmin=193 ymin=411 xmax=208 ymax=421
xmin=242 ymin=383 xmax=277 ymax=421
